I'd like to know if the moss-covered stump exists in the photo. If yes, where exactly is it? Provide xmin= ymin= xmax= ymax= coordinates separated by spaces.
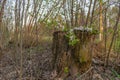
xmin=52 ymin=28 xmax=94 ymax=78
xmin=71 ymin=29 xmax=93 ymax=74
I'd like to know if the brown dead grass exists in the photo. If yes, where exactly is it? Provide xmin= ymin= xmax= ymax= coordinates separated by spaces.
xmin=5 ymin=24 xmax=53 ymax=48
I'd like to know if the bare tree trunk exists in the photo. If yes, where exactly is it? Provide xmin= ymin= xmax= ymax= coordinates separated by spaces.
xmin=103 ymin=0 xmax=109 ymax=68
xmin=75 ymin=0 xmax=80 ymax=27
xmin=105 ymin=3 xmax=120 ymax=67
xmin=80 ymin=9 xmax=85 ymax=26
xmin=90 ymin=0 xmax=97 ymax=26
xmin=19 ymin=0 xmax=25 ymax=79
xmin=99 ymin=0 xmax=103 ymax=41
xmin=0 ymin=0 xmax=7 ymax=49
xmin=85 ymin=0 xmax=92 ymax=26
xmin=71 ymin=0 xmax=74 ymax=27
xmin=0 ymin=0 xmax=7 ymax=23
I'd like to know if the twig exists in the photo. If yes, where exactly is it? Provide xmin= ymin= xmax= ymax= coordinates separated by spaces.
xmin=76 ymin=67 xmax=93 ymax=79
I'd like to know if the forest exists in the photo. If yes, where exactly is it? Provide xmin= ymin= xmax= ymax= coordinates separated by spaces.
xmin=0 ymin=0 xmax=120 ymax=80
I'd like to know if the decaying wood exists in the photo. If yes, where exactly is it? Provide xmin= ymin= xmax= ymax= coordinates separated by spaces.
xmin=52 ymin=31 xmax=69 ymax=78
xmin=52 ymin=28 xmax=94 ymax=78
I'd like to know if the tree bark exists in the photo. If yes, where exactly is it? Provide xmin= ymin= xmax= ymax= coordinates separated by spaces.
xmin=0 ymin=0 xmax=7 ymax=49
xmin=52 ymin=31 xmax=69 ymax=77
xmin=52 ymin=29 xmax=94 ymax=78
xmin=85 ymin=0 xmax=92 ymax=26
xmin=99 ymin=0 xmax=103 ymax=41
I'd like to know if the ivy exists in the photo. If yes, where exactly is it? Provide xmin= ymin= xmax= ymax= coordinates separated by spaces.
xmin=65 ymin=29 xmax=79 ymax=46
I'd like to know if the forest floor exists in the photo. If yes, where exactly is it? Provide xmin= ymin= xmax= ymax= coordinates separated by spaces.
xmin=0 ymin=40 xmax=120 ymax=80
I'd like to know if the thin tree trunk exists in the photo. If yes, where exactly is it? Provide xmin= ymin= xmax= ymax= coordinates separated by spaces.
xmin=90 ymin=0 xmax=97 ymax=26
xmin=71 ymin=0 xmax=74 ymax=27
xmin=85 ymin=0 xmax=92 ymax=26
xmin=105 ymin=3 xmax=120 ymax=67
xmin=99 ymin=0 xmax=103 ymax=41
xmin=0 ymin=0 xmax=7 ymax=49
xmin=0 ymin=0 xmax=7 ymax=23
xmin=104 ymin=4 xmax=107 ymax=68
xmin=75 ymin=1 xmax=79 ymax=27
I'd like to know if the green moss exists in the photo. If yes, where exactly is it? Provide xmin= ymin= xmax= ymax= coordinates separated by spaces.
xmin=64 ymin=67 xmax=69 ymax=73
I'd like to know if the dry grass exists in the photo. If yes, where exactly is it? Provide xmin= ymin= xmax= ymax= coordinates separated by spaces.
xmin=0 ymin=24 xmax=53 ymax=48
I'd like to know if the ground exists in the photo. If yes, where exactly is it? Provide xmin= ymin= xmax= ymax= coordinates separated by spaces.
xmin=0 ymin=41 xmax=120 ymax=80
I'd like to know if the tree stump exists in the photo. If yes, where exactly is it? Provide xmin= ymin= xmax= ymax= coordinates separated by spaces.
xmin=52 ymin=31 xmax=70 ymax=77
xmin=71 ymin=29 xmax=93 ymax=74
xmin=52 ymin=28 xmax=94 ymax=78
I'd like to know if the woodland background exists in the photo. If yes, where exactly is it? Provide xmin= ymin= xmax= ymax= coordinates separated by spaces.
xmin=0 ymin=0 xmax=120 ymax=80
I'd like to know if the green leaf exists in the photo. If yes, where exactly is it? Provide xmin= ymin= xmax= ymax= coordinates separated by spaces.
xmin=111 ymin=69 xmax=120 ymax=79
